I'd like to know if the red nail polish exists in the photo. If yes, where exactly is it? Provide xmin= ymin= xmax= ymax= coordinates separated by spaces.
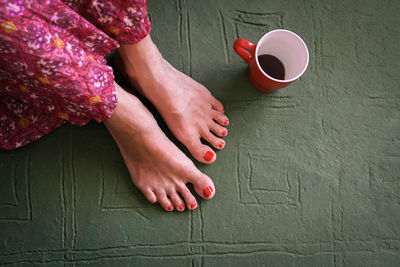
xmin=168 ymin=205 xmax=173 ymax=211
xmin=178 ymin=205 xmax=185 ymax=211
xmin=203 ymin=151 xmax=214 ymax=161
xmin=190 ymin=203 xmax=197 ymax=209
xmin=218 ymin=142 xmax=224 ymax=149
xmin=203 ymin=186 xmax=213 ymax=198
xmin=222 ymin=130 xmax=227 ymax=136
xmin=224 ymin=120 xmax=229 ymax=125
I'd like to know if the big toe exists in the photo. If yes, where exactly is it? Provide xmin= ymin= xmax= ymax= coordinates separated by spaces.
xmin=189 ymin=170 xmax=215 ymax=200
xmin=183 ymin=136 xmax=217 ymax=164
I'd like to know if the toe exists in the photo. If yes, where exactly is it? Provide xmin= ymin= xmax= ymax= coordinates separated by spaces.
xmin=183 ymin=135 xmax=217 ymax=164
xmin=168 ymin=190 xmax=185 ymax=212
xmin=211 ymin=110 xmax=229 ymax=126
xmin=156 ymin=191 xmax=174 ymax=211
xmin=177 ymin=184 xmax=198 ymax=210
xmin=202 ymin=149 xmax=216 ymax=163
xmin=210 ymin=97 xmax=224 ymax=113
xmin=210 ymin=123 xmax=228 ymax=137
xmin=192 ymin=171 xmax=216 ymax=200
xmin=142 ymin=188 xmax=157 ymax=203
xmin=202 ymin=130 xmax=225 ymax=150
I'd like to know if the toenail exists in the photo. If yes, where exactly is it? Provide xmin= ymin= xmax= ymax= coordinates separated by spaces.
xmin=178 ymin=205 xmax=185 ymax=211
xmin=218 ymin=142 xmax=224 ymax=149
xmin=222 ymin=130 xmax=227 ymax=136
xmin=204 ymin=151 xmax=214 ymax=161
xmin=224 ymin=119 xmax=229 ymax=125
xmin=203 ymin=186 xmax=213 ymax=198
xmin=168 ymin=205 xmax=174 ymax=211
xmin=190 ymin=203 xmax=197 ymax=209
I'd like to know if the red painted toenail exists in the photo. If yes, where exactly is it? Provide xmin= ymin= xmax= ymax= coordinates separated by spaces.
xmin=222 ymin=130 xmax=227 ymax=136
xmin=178 ymin=205 xmax=185 ymax=211
xmin=168 ymin=205 xmax=173 ymax=211
xmin=203 ymin=186 xmax=213 ymax=198
xmin=191 ymin=203 xmax=197 ymax=209
xmin=204 ymin=151 xmax=214 ymax=161
xmin=218 ymin=142 xmax=224 ymax=149
xmin=224 ymin=120 xmax=229 ymax=125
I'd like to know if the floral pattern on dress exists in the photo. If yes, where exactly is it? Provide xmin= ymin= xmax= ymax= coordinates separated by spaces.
xmin=0 ymin=0 xmax=151 ymax=149
xmin=65 ymin=0 xmax=151 ymax=44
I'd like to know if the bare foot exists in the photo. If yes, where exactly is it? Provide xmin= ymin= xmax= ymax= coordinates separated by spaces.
xmin=117 ymin=35 xmax=229 ymax=164
xmin=104 ymin=82 xmax=215 ymax=211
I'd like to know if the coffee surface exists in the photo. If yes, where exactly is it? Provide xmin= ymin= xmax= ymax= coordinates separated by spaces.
xmin=257 ymin=54 xmax=285 ymax=80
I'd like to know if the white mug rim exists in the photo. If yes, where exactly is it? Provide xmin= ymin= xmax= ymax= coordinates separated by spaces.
xmin=255 ymin=29 xmax=309 ymax=83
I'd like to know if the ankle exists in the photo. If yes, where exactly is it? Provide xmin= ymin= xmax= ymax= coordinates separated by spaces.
xmin=117 ymin=35 xmax=164 ymax=80
xmin=104 ymin=82 xmax=156 ymax=135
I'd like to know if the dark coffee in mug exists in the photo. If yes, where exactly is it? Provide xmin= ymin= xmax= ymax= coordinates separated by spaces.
xmin=257 ymin=54 xmax=285 ymax=80
xmin=233 ymin=29 xmax=309 ymax=92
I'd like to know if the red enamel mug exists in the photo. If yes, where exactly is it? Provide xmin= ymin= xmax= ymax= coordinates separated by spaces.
xmin=233 ymin=29 xmax=309 ymax=92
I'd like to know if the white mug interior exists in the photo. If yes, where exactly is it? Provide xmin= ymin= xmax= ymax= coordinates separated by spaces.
xmin=256 ymin=29 xmax=309 ymax=82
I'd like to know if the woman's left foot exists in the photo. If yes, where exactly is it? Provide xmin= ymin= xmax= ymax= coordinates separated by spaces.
xmin=117 ymin=35 xmax=229 ymax=164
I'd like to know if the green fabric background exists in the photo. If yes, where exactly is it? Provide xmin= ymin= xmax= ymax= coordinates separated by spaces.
xmin=1 ymin=0 xmax=399 ymax=266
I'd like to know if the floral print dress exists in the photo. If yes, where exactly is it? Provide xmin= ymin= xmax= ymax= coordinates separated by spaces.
xmin=0 ymin=0 xmax=151 ymax=149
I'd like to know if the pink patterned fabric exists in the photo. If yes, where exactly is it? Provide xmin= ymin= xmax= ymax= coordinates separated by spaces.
xmin=0 ymin=0 xmax=151 ymax=149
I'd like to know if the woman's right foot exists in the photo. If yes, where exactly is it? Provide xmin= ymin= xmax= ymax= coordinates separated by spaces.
xmin=104 ymin=82 xmax=215 ymax=211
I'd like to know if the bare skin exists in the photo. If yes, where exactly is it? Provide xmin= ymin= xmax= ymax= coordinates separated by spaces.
xmin=104 ymin=82 xmax=215 ymax=211
xmin=117 ymin=35 xmax=229 ymax=164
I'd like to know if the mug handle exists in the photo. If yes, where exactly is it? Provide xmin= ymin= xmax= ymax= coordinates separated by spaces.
xmin=233 ymin=39 xmax=256 ymax=64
